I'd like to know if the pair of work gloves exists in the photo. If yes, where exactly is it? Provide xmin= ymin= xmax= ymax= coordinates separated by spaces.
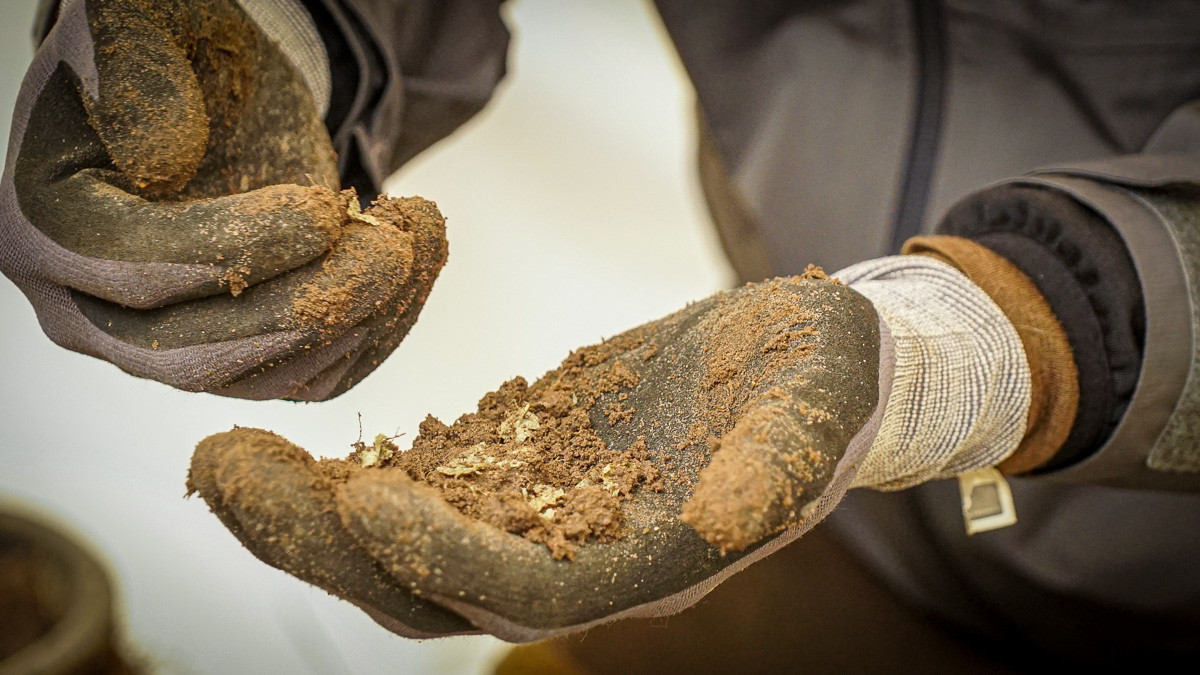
xmin=4 ymin=0 xmax=1080 ymax=641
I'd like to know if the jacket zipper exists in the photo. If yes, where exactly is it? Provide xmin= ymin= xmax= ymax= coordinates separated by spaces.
xmin=888 ymin=0 xmax=948 ymax=253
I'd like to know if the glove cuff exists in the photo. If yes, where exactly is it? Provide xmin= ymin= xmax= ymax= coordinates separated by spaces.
xmin=902 ymin=236 xmax=1079 ymax=475
xmin=235 ymin=0 xmax=332 ymax=116
xmin=835 ymin=256 xmax=1031 ymax=489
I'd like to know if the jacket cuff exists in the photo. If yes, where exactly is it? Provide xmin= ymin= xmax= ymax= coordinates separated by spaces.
xmin=948 ymin=155 xmax=1200 ymax=490
xmin=937 ymin=183 xmax=1142 ymax=474
xmin=300 ymin=0 xmax=388 ymax=199
xmin=1019 ymin=157 xmax=1200 ymax=489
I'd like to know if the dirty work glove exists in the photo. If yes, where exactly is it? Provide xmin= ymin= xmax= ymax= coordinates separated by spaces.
xmin=188 ymin=260 xmax=1031 ymax=641
xmin=0 ymin=0 xmax=447 ymax=400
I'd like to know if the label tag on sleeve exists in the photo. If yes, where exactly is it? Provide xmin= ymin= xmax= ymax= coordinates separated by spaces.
xmin=958 ymin=467 xmax=1018 ymax=535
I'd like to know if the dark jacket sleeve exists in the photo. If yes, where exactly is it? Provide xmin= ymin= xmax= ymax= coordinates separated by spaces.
xmin=301 ymin=0 xmax=509 ymax=197
xmin=937 ymin=102 xmax=1200 ymax=490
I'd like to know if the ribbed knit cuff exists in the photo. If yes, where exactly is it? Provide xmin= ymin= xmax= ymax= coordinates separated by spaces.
xmin=834 ymin=256 xmax=1030 ymax=490
xmin=936 ymin=184 xmax=1143 ymax=471
xmin=903 ymin=236 xmax=1079 ymax=474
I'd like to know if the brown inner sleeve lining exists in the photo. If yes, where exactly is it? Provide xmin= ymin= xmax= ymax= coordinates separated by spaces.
xmin=903 ymin=235 xmax=1079 ymax=474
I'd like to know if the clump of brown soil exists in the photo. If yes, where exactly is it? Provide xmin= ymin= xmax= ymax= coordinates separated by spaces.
xmin=320 ymin=333 xmax=662 ymax=560
xmin=312 ymin=270 xmax=846 ymax=559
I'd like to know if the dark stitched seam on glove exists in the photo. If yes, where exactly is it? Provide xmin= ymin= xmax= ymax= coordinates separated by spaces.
xmin=937 ymin=184 xmax=1145 ymax=471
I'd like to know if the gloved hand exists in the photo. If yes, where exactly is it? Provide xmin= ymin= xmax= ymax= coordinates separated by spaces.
xmin=188 ymin=259 xmax=1034 ymax=642
xmin=0 ymin=0 xmax=447 ymax=400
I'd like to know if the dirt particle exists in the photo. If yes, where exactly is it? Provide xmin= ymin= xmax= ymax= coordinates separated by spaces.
xmin=797 ymin=264 xmax=828 ymax=280
xmin=605 ymin=402 xmax=634 ymax=426
xmin=220 ymin=265 xmax=251 ymax=296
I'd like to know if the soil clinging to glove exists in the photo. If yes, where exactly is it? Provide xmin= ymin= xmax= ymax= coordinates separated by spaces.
xmin=289 ymin=193 xmax=446 ymax=332
xmin=316 ymin=267 xmax=839 ymax=559
xmin=6 ymin=0 xmax=452 ymax=400
xmin=327 ymin=331 xmax=666 ymax=561
xmin=191 ymin=271 xmax=882 ymax=638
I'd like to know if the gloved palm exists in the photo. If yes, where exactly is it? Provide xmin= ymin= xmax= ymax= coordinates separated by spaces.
xmin=188 ymin=275 xmax=885 ymax=641
xmin=1 ymin=0 xmax=446 ymax=400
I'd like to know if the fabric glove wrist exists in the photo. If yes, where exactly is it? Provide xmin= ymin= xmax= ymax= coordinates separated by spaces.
xmin=835 ymin=255 xmax=1032 ymax=489
xmin=901 ymin=235 xmax=1080 ymax=474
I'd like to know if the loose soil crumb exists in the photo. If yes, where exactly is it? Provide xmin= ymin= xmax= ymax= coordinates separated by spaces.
xmin=220 ymin=265 xmax=251 ymax=296
xmin=605 ymin=402 xmax=634 ymax=426
xmin=322 ymin=332 xmax=662 ymax=560
xmin=798 ymin=263 xmax=834 ymax=281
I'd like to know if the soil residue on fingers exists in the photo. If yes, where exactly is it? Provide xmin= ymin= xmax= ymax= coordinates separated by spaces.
xmin=319 ymin=333 xmax=661 ymax=560
xmin=312 ymin=271 xmax=847 ymax=561
xmin=88 ymin=0 xmax=264 ymax=196
xmin=292 ymin=193 xmax=447 ymax=331
xmin=699 ymin=269 xmax=826 ymax=432
xmin=681 ymin=270 xmax=864 ymax=553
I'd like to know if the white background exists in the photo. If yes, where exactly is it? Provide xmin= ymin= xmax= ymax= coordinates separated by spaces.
xmin=0 ymin=0 xmax=731 ymax=672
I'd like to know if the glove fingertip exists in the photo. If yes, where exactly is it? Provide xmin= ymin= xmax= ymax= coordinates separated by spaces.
xmin=88 ymin=8 xmax=209 ymax=194
xmin=188 ymin=426 xmax=313 ymax=513
xmin=189 ymin=427 xmax=478 ymax=636
xmin=679 ymin=400 xmax=825 ymax=553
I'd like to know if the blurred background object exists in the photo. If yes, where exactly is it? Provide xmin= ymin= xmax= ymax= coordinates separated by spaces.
xmin=1 ymin=501 xmax=136 ymax=673
xmin=0 ymin=0 xmax=730 ymax=672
